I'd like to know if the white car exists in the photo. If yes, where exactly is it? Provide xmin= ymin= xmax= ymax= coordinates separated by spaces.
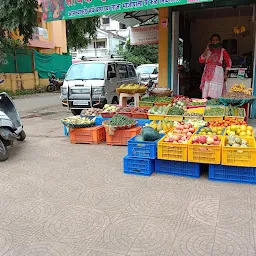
xmin=61 ymin=60 xmax=138 ymax=115
xmin=136 ymin=64 xmax=159 ymax=86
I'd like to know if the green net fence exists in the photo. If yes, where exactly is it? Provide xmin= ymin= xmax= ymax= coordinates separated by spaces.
xmin=34 ymin=50 xmax=72 ymax=79
xmin=0 ymin=49 xmax=33 ymax=73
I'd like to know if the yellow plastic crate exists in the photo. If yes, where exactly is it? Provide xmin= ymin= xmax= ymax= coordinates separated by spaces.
xmin=224 ymin=107 xmax=245 ymax=121
xmin=222 ymin=137 xmax=256 ymax=167
xmin=184 ymin=116 xmax=203 ymax=121
xmin=148 ymin=114 xmax=165 ymax=121
xmin=165 ymin=115 xmax=183 ymax=122
xmin=157 ymin=135 xmax=188 ymax=162
xmin=224 ymin=127 xmax=255 ymax=139
xmin=204 ymin=106 xmax=224 ymax=122
xmin=187 ymin=107 xmax=205 ymax=114
xmin=188 ymin=135 xmax=223 ymax=164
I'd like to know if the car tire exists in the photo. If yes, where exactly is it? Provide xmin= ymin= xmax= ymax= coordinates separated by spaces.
xmin=112 ymin=97 xmax=119 ymax=104
xmin=0 ymin=140 xmax=8 ymax=161
xmin=71 ymin=109 xmax=82 ymax=116
xmin=17 ymin=130 xmax=26 ymax=141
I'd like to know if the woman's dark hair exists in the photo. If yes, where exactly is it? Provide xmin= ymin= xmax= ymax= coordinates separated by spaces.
xmin=210 ymin=34 xmax=221 ymax=41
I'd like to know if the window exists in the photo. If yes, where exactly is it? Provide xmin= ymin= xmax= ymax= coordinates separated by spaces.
xmin=119 ymin=23 xmax=126 ymax=29
xmin=66 ymin=63 xmax=105 ymax=81
xmin=107 ymin=64 xmax=116 ymax=79
xmin=102 ymin=17 xmax=110 ymax=25
xmin=127 ymin=65 xmax=136 ymax=78
xmin=93 ymin=41 xmax=106 ymax=49
xmin=117 ymin=64 xmax=128 ymax=79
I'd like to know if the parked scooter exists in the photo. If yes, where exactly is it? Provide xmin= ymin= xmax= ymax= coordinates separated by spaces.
xmin=47 ymin=72 xmax=63 ymax=92
xmin=0 ymin=80 xmax=26 ymax=161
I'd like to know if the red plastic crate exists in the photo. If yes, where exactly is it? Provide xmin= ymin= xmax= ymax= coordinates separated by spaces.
xmin=70 ymin=125 xmax=106 ymax=144
xmin=106 ymin=126 xmax=142 ymax=146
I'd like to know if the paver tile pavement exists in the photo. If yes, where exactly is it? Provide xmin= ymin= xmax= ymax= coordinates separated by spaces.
xmin=0 ymin=108 xmax=256 ymax=255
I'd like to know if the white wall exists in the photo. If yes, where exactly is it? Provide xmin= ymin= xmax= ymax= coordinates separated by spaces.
xmin=190 ymin=16 xmax=254 ymax=73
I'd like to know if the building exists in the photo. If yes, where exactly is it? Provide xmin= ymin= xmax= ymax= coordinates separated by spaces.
xmin=72 ymin=17 xmax=129 ymax=60
xmin=11 ymin=2 xmax=67 ymax=54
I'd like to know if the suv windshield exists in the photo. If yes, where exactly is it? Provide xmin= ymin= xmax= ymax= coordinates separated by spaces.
xmin=136 ymin=66 xmax=157 ymax=75
xmin=66 ymin=63 xmax=105 ymax=80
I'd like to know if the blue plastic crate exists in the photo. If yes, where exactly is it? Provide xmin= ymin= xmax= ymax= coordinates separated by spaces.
xmin=155 ymin=159 xmax=201 ymax=178
xmin=64 ymin=125 xmax=69 ymax=136
xmin=135 ymin=119 xmax=151 ymax=127
xmin=128 ymin=136 xmax=161 ymax=159
xmin=209 ymin=164 xmax=256 ymax=184
xmin=123 ymin=155 xmax=155 ymax=176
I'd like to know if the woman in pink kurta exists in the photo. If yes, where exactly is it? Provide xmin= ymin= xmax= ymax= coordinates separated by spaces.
xmin=199 ymin=34 xmax=232 ymax=99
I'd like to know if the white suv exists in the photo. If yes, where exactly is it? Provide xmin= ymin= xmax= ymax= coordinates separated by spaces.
xmin=61 ymin=60 xmax=138 ymax=115
xmin=136 ymin=64 xmax=158 ymax=86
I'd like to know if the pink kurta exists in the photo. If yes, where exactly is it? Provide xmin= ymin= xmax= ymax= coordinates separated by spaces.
xmin=199 ymin=48 xmax=232 ymax=98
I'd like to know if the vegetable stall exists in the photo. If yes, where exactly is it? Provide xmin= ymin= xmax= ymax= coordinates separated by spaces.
xmin=62 ymin=83 xmax=256 ymax=184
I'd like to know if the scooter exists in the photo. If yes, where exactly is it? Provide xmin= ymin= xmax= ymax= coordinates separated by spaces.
xmin=0 ymin=80 xmax=26 ymax=161
xmin=47 ymin=72 xmax=64 ymax=92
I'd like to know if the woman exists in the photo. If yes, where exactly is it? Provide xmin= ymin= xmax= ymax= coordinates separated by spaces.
xmin=199 ymin=34 xmax=232 ymax=98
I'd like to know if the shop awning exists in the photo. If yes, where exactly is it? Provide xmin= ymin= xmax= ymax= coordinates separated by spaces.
xmin=42 ymin=0 xmax=212 ymax=22
xmin=109 ymin=9 xmax=158 ymax=27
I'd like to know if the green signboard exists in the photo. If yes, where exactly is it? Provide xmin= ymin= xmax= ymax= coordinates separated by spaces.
xmin=42 ymin=0 xmax=212 ymax=22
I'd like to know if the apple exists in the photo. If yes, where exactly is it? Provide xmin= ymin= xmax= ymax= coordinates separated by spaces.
xmin=187 ymin=132 xmax=192 ymax=137
xmin=212 ymin=135 xmax=218 ymax=141
xmin=180 ymin=125 xmax=185 ymax=130
xmin=184 ymin=124 xmax=189 ymax=129
xmin=199 ymin=136 xmax=207 ymax=144
xmin=169 ymin=137 xmax=174 ymax=142
xmin=193 ymin=137 xmax=199 ymax=143
xmin=213 ymin=141 xmax=220 ymax=145
xmin=189 ymin=127 xmax=195 ymax=133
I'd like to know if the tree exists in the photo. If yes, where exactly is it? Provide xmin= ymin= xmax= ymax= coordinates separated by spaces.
xmin=121 ymin=39 xmax=158 ymax=66
xmin=0 ymin=0 xmax=38 ymax=60
xmin=66 ymin=17 xmax=99 ymax=51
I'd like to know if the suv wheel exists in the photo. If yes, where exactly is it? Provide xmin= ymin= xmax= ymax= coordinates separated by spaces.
xmin=112 ymin=97 xmax=119 ymax=104
xmin=71 ymin=109 xmax=82 ymax=116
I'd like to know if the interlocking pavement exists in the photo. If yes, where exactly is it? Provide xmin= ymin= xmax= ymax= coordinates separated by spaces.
xmin=1 ymin=108 xmax=256 ymax=256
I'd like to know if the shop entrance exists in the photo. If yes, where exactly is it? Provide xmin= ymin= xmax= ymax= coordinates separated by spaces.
xmin=176 ymin=5 xmax=255 ymax=99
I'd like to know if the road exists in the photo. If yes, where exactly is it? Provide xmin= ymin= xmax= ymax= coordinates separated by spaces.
xmin=13 ymin=93 xmax=62 ymax=117
xmin=0 ymin=94 xmax=256 ymax=255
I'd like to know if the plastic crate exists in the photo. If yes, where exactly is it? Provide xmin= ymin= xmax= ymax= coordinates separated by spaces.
xmin=148 ymin=114 xmax=183 ymax=122
xmin=195 ymin=126 xmax=226 ymax=136
xmin=128 ymin=136 xmax=160 ymax=159
xmin=222 ymin=137 xmax=256 ymax=167
xmin=157 ymin=135 xmax=188 ymax=162
xmin=155 ymin=159 xmax=201 ymax=178
xmin=135 ymin=119 xmax=151 ymax=127
xmin=224 ymin=107 xmax=246 ymax=121
xmin=70 ymin=125 xmax=106 ymax=144
xmin=203 ymin=106 xmax=225 ymax=122
xmin=101 ymin=112 xmax=116 ymax=118
xmin=209 ymin=164 xmax=256 ymax=184
xmin=123 ymin=155 xmax=154 ymax=176
xmin=64 ymin=125 xmax=69 ymax=136
xmin=148 ymin=114 xmax=165 ymax=121
xmin=188 ymin=135 xmax=223 ymax=164
xmin=106 ymin=126 xmax=142 ymax=146
xmin=164 ymin=115 xmax=183 ymax=122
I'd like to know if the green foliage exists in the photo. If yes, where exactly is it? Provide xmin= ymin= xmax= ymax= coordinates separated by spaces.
xmin=120 ymin=39 xmax=158 ymax=66
xmin=0 ymin=0 xmax=37 ymax=61
xmin=66 ymin=17 xmax=99 ymax=51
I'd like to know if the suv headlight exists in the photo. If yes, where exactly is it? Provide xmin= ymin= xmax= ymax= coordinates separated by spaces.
xmin=92 ymin=87 xmax=105 ymax=95
xmin=61 ymin=87 xmax=68 ymax=95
